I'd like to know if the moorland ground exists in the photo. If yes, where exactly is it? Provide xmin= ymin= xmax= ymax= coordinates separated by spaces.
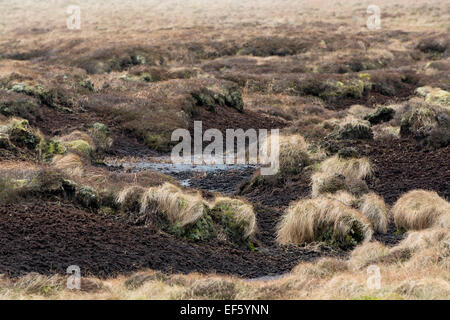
xmin=0 ymin=0 xmax=449 ymax=299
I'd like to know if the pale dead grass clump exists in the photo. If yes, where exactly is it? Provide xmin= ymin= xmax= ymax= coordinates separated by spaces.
xmin=347 ymin=104 xmax=373 ymax=119
xmin=58 ymin=131 xmax=94 ymax=148
xmin=333 ymin=116 xmax=373 ymax=140
xmin=394 ymin=278 xmax=450 ymax=300
xmin=359 ymin=193 xmax=390 ymax=234
xmin=141 ymin=183 xmax=205 ymax=228
xmin=293 ymin=257 xmax=349 ymax=278
xmin=277 ymin=134 xmax=312 ymax=175
xmin=52 ymin=153 xmax=84 ymax=177
xmin=116 ymin=183 xmax=205 ymax=228
xmin=184 ymin=277 xmax=238 ymax=300
xmin=320 ymin=155 xmax=373 ymax=181
xmin=396 ymin=228 xmax=450 ymax=252
xmin=406 ymin=246 xmax=450 ymax=271
xmin=276 ymin=196 xmax=372 ymax=247
xmin=323 ymin=274 xmax=366 ymax=299
xmin=324 ymin=190 xmax=359 ymax=207
xmin=3 ymin=229 xmax=450 ymax=301
xmin=7 ymin=273 xmax=65 ymax=297
xmin=311 ymin=155 xmax=372 ymax=197
xmin=372 ymin=124 xmax=401 ymax=141
xmin=392 ymin=190 xmax=450 ymax=230
xmin=115 ymin=185 xmax=146 ymax=211
xmin=349 ymin=241 xmax=390 ymax=270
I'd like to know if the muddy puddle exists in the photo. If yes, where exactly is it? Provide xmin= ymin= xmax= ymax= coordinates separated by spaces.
xmin=105 ymin=157 xmax=257 ymax=194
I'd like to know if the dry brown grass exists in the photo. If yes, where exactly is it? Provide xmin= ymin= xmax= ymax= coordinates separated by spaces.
xmin=359 ymin=193 xmax=390 ymax=234
xmin=0 ymin=0 xmax=448 ymax=301
xmin=276 ymin=196 xmax=372 ymax=247
xmin=349 ymin=242 xmax=390 ymax=270
xmin=311 ymin=155 xmax=373 ymax=197
xmin=51 ymin=153 xmax=84 ymax=178
xmin=58 ymin=131 xmax=94 ymax=148
xmin=392 ymin=190 xmax=450 ymax=231
xmin=324 ymin=190 xmax=359 ymax=207
xmin=116 ymin=182 xmax=205 ymax=228
xmin=141 ymin=183 xmax=205 ymax=228
xmin=277 ymin=134 xmax=311 ymax=175
xmin=3 ymin=227 xmax=448 ymax=300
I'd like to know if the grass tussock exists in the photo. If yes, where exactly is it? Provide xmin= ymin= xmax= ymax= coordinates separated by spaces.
xmin=116 ymin=183 xmax=204 ymax=228
xmin=392 ymin=190 xmax=450 ymax=231
xmin=115 ymin=183 xmax=256 ymax=243
xmin=330 ymin=116 xmax=373 ymax=140
xmin=359 ymin=193 xmax=390 ymax=234
xmin=141 ymin=183 xmax=205 ymax=228
xmin=278 ymin=134 xmax=312 ymax=175
xmin=349 ymin=241 xmax=390 ymax=270
xmin=399 ymin=99 xmax=450 ymax=148
xmin=211 ymin=197 xmax=257 ymax=240
xmin=311 ymin=155 xmax=372 ymax=197
xmin=52 ymin=153 xmax=84 ymax=177
xmin=276 ymin=196 xmax=372 ymax=248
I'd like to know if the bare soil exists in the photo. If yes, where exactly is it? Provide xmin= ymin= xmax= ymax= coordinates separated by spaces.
xmin=0 ymin=200 xmax=340 ymax=278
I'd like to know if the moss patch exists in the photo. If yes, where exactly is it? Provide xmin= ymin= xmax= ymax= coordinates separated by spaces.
xmin=10 ymin=83 xmax=72 ymax=113
xmin=64 ymin=139 xmax=93 ymax=157
xmin=364 ymin=107 xmax=395 ymax=125
xmin=88 ymin=122 xmax=112 ymax=154
xmin=7 ymin=119 xmax=41 ymax=149
xmin=167 ymin=212 xmax=216 ymax=242
xmin=76 ymin=186 xmax=99 ymax=208
xmin=38 ymin=139 xmax=67 ymax=161
xmin=191 ymin=87 xmax=243 ymax=112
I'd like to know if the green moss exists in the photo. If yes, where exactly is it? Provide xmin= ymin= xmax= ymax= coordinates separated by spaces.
xmin=316 ymin=217 xmax=365 ymax=249
xmin=359 ymin=73 xmax=371 ymax=81
xmin=319 ymin=79 xmax=371 ymax=102
xmin=364 ymin=106 xmax=395 ymax=125
xmin=38 ymin=139 xmax=67 ymax=161
xmin=76 ymin=186 xmax=99 ymax=208
xmin=168 ymin=212 xmax=216 ymax=242
xmin=7 ymin=119 xmax=41 ymax=149
xmin=64 ymin=139 xmax=93 ymax=157
xmin=426 ymin=89 xmax=450 ymax=106
xmin=12 ymin=179 xmax=27 ymax=189
xmin=317 ymin=174 xmax=348 ymax=195
xmin=330 ymin=120 xmax=373 ymax=140
xmin=29 ymin=170 xmax=65 ymax=193
xmin=224 ymin=89 xmax=244 ymax=112
xmin=211 ymin=202 xmax=251 ymax=244
xmin=191 ymin=89 xmax=220 ymax=111
xmin=98 ymin=206 xmax=115 ymax=215
xmin=145 ymin=132 xmax=172 ymax=152
xmin=191 ymin=87 xmax=244 ymax=112
xmin=79 ymin=78 xmax=94 ymax=91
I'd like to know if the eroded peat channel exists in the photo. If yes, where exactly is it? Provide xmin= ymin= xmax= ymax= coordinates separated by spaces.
xmin=105 ymin=157 xmax=257 ymax=195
